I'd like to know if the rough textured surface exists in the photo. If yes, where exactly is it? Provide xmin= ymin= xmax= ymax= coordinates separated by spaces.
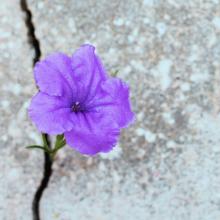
xmin=0 ymin=1 xmax=43 ymax=219
xmin=1 ymin=0 xmax=220 ymax=219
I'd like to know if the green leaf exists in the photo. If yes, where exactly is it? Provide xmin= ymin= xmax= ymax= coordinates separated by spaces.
xmin=55 ymin=134 xmax=65 ymax=149
xmin=111 ymin=70 xmax=119 ymax=77
xmin=55 ymin=140 xmax=66 ymax=151
xmin=56 ymin=134 xmax=64 ymax=141
xmin=41 ymin=133 xmax=49 ymax=148
xmin=26 ymin=145 xmax=51 ymax=153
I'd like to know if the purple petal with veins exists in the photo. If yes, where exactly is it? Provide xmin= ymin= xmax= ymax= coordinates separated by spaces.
xmin=29 ymin=44 xmax=135 ymax=155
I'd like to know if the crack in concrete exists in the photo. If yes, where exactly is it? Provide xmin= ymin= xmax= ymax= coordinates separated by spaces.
xmin=20 ymin=1 xmax=53 ymax=220
xmin=20 ymin=0 xmax=41 ymax=65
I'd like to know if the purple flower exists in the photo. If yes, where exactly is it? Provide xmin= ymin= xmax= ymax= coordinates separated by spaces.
xmin=29 ymin=44 xmax=134 ymax=155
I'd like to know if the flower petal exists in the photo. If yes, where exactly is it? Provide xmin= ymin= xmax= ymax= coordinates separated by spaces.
xmin=87 ymin=78 xmax=135 ymax=128
xmin=71 ymin=44 xmax=107 ymax=102
xmin=28 ymin=92 xmax=73 ymax=134
xmin=64 ymin=112 xmax=120 ymax=155
xmin=34 ymin=53 xmax=76 ymax=96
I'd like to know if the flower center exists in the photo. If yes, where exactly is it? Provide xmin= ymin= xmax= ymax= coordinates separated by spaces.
xmin=71 ymin=101 xmax=81 ymax=113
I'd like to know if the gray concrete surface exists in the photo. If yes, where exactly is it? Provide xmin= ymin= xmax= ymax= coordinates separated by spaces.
xmin=0 ymin=1 xmax=43 ymax=219
xmin=1 ymin=0 xmax=220 ymax=219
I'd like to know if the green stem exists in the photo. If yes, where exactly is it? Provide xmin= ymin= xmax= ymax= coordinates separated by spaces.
xmin=51 ymin=137 xmax=66 ymax=160
xmin=41 ymin=133 xmax=66 ymax=161
xmin=42 ymin=133 xmax=51 ymax=150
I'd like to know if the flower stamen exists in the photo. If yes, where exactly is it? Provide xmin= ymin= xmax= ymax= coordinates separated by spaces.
xmin=71 ymin=101 xmax=81 ymax=113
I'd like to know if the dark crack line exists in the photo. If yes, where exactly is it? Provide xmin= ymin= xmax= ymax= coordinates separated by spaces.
xmin=20 ymin=0 xmax=41 ymax=65
xmin=20 ymin=1 xmax=53 ymax=220
xmin=32 ymin=142 xmax=53 ymax=220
